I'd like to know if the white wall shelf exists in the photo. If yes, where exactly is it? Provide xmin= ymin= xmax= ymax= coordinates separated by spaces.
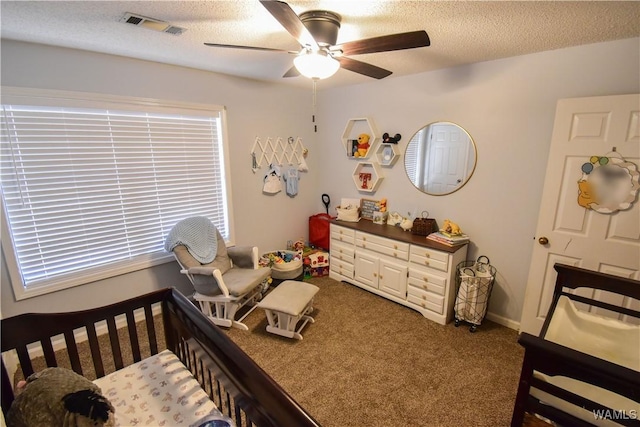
xmin=352 ymin=161 xmax=383 ymax=193
xmin=375 ymin=144 xmax=400 ymax=167
xmin=342 ymin=117 xmax=380 ymax=160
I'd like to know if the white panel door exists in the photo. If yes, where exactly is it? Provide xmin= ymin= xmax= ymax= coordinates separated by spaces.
xmin=354 ymin=250 xmax=379 ymax=289
xmin=520 ymin=94 xmax=640 ymax=335
xmin=378 ymin=258 xmax=408 ymax=299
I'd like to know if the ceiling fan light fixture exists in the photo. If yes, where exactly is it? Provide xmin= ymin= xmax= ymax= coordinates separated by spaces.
xmin=294 ymin=50 xmax=340 ymax=80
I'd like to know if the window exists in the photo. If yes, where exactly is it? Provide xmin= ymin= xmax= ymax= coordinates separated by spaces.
xmin=1 ymin=88 xmax=232 ymax=300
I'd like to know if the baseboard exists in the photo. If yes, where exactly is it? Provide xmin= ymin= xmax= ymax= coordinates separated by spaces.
xmin=3 ymin=304 xmax=163 ymax=384
xmin=485 ymin=311 xmax=520 ymax=331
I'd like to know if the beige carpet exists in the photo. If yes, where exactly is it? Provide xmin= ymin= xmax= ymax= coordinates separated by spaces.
xmin=226 ymin=276 xmax=525 ymax=427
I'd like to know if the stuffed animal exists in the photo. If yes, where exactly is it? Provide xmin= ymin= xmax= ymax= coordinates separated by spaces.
xmin=387 ymin=211 xmax=403 ymax=226
xmin=7 ymin=367 xmax=115 ymax=427
xmin=382 ymin=132 xmax=401 ymax=144
xmin=353 ymin=133 xmax=370 ymax=158
xmin=400 ymin=217 xmax=413 ymax=231
xmin=377 ymin=198 xmax=388 ymax=213
xmin=441 ymin=219 xmax=462 ymax=235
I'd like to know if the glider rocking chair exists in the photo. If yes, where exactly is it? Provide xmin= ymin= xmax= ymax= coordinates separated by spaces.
xmin=166 ymin=216 xmax=271 ymax=330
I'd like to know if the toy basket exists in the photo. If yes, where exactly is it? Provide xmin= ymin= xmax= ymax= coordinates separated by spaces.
xmin=412 ymin=210 xmax=436 ymax=236
xmin=454 ymin=256 xmax=496 ymax=332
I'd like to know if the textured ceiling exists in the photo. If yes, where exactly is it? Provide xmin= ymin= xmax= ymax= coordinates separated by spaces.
xmin=1 ymin=1 xmax=639 ymax=89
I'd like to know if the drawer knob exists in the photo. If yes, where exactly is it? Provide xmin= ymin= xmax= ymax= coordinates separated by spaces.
xmin=423 ymin=277 xmax=428 ymax=282
xmin=422 ymin=284 xmax=428 ymax=290
xmin=363 ymin=236 xmax=367 ymax=241
xmin=373 ymin=272 xmax=377 ymax=278
xmin=393 ymin=252 xmax=397 ymax=257
xmin=394 ymin=244 xmax=398 ymax=249
xmin=422 ymin=295 xmax=427 ymax=300
xmin=425 ymin=253 xmax=430 ymax=258
xmin=424 ymin=260 xmax=429 ymax=265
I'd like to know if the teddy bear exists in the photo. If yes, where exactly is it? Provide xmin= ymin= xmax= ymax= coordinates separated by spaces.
xmin=376 ymin=198 xmax=387 ymax=213
xmin=353 ymin=133 xmax=370 ymax=158
xmin=441 ymin=219 xmax=462 ymax=235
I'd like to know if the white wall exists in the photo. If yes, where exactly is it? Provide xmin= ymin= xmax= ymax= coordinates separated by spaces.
xmin=315 ymin=37 xmax=640 ymax=327
xmin=2 ymin=38 xmax=638 ymax=326
xmin=0 ymin=40 xmax=319 ymax=316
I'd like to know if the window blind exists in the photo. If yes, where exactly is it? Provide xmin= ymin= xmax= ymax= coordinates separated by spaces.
xmin=1 ymin=99 xmax=229 ymax=297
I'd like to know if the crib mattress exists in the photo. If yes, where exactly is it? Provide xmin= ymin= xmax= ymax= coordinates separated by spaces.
xmin=93 ymin=349 xmax=220 ymax=426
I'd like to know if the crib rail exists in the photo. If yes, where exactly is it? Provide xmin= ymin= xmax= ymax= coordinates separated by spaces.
xmin=1 ymin=287 xmax=319 ymax=427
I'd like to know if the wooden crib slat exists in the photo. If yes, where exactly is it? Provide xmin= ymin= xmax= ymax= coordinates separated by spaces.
xmin=63 ymin=331 xmax=83 ymax=376
xmin=234 ymin=401 xmax=243 ymax=427
xmin=144 ymin=305 xmax=158 ymax=355
xmin=106 ymin=317 xmax=124 ymax=370
xmin=40 ymin=338 xmax=57 ymax=368
xmin=15 ymin=346 xmax=34 ymax=378
xmin=86 ymin=324 xmax=105 ymax=378
xmin=125 ymin=310 xmax=142 ymax=362
xmin=1 ymin=359 xmax=15 ymax=416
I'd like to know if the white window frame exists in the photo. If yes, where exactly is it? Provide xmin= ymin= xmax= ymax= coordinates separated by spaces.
xmin=1 ymin=87 xmax=235 ymax=301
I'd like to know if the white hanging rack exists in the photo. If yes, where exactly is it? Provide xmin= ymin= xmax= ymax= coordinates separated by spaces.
xmin=251 ymin=136 xmax=307 ymax=173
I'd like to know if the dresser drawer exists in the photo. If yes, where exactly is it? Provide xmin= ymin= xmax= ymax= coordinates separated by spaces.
xmin=330 ymin=258 xmax=354 ymax=278
xmin=407 ymin=267 xmax=446 ymax=296
xmin=409 ymin=246 xmax=449 ymax=272
xmin=407 ymin=288 xmax=444 ymax=314
xmin=331 ymin=225 xmax=355 ymax=245
xmin=331 ymin=241 xmax=354 ymax=263
xmin=355 ymin=231 xmax=409 ymax=260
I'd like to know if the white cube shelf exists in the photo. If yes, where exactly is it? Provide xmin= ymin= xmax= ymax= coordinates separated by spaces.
xmin=375 ymin=144 xmax=400 ymax=167
xmin=342 ymin=118 xmax=380 ymax=160
xmin=352 ymin=162 xmax=383 ymax=193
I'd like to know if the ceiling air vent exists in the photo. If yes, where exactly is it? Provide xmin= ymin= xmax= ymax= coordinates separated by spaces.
xmin=120 ymin=12 xmax=186 ymax=36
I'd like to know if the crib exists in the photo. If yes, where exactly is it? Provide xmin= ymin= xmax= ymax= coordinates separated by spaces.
xmin=511 ymin=264 xmax=640 ymax=427
xmin=1 ymin=287 xmax=320 ymax=427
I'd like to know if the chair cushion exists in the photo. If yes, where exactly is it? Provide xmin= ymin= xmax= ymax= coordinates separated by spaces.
xmin=222 ymin=267 xmax=271 ymax=297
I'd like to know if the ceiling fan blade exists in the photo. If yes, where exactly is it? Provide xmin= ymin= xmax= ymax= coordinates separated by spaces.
xmin=337 ymin=57 xmax=392 ymax=79
xmin=282 ymin=65 xmax=300 ymax=78
xmin=338 ymin=30 xmax=430 ymax=56
xmin=204 ymin=43 xmax=289 ymax=52
xmin=259 ymin=0 xmax=319 ymax=50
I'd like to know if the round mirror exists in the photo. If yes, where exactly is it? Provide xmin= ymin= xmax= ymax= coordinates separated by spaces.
xmin=404 ymin=122 xmax=477 ymax=195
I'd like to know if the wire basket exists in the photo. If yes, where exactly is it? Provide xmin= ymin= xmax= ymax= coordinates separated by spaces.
xmin=454 ymin=256 xmax=496 ymax=332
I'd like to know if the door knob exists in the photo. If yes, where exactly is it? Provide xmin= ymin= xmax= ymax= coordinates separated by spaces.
xmin=538 ymin=237 xmax=549 ymax=245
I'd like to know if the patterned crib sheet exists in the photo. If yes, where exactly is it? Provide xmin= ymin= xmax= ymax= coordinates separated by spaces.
xmin=93 ymin=349 xmax=220 ymax=426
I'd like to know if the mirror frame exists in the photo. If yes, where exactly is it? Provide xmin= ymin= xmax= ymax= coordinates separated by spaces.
xmin=404 ymin=121 xmax=477 ymax=196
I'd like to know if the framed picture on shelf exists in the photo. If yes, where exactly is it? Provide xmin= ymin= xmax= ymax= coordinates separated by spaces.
xmin=360 ymin=198 xmax=380 ymax=220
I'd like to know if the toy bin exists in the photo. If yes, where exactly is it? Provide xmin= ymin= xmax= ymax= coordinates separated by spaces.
xmin=454 ymin=256 xmax=496 ymax=332
xmin=259 ymin=250 xmax=303 ymax=285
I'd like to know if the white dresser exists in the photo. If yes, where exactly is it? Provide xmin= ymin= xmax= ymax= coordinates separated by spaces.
xmin=329 ymin=221 xmax=468 ymax=325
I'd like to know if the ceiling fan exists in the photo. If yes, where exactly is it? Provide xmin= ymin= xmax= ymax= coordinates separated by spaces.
xmin=204 ymin=0 xmax=430 ymax=80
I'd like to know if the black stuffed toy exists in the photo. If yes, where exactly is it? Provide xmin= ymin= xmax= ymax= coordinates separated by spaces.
xmin=382 ymin=132 xmax=401 ymax=144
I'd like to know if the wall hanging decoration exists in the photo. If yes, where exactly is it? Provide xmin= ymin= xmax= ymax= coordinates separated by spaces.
xmin=577 ymin=150 xmax=639 ymax=213
xmin=251 ymin=136 xmax=308 ymax=173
